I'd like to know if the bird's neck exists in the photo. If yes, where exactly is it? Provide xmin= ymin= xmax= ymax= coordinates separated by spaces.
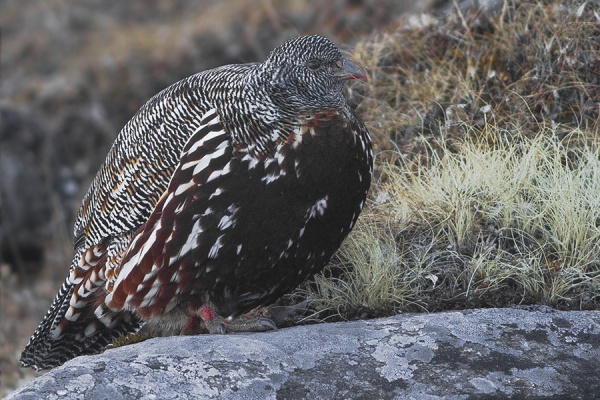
xmin=221 ymin=74 xmax=298 ymax=156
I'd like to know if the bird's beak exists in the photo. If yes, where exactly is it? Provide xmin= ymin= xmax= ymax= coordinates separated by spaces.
xmin=336 ymin=59 xmax=367 ymax=81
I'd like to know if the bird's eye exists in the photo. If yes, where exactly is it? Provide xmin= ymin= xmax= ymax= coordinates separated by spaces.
xmin=306 ymin=59 xmax=321 ymax=70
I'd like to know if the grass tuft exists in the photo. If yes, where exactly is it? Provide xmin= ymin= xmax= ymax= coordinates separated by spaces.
xmin=297 ymin=0 xmax=600 ymax=321
xmin=350 ymin=0 xmax=599 ymax=159
xmin=303 ymin=128 xmax=600 ymax=320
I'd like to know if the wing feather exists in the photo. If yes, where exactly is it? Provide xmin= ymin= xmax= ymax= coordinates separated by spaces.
xmin=73 ymin=77 xmax=211 ymax=249
xmin=105 ymin=108 xmax=230 ymax=314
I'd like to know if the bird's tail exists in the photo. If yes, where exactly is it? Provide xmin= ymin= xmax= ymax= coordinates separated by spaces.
xmin=20 ymin=241 xmax=144 ymax=370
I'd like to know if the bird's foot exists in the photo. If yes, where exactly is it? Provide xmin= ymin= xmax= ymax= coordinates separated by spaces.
xmin=180 ymin=306 xmax=277 ymax=335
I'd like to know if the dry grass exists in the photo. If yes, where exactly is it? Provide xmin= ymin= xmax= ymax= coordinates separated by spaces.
xmin=299 ymin=0 xmax=600 ymax=321
xmin=304 ymin=128 xmax=600 ymax=321
xmin=351 ymin=0 xmax=599 ymax=158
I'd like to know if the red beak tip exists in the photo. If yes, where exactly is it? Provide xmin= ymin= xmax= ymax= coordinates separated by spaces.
xmin=349 ymin=74 xmax=367 ymax=81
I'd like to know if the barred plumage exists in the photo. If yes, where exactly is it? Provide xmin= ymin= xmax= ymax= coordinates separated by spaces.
xmin=21 ymin=35 xmax=373 ymax=370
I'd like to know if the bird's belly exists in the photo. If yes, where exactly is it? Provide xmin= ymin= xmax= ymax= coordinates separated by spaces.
xmin=187 ymin=142 xmax=367 ymax=317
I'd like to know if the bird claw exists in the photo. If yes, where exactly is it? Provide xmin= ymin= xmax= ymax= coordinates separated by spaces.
xmin=188 ymin=305 xmax=278 ymax=334
xmin=257 ymin=315 xmax=278 ymax=331
xmin=210 ymin=315 xmax=278 ymax=334
xmin=203 ymin=320 xmax=228 ymax=335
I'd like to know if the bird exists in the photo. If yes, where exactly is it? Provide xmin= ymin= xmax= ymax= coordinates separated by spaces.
xmin=20 ymin=34 xmax=373 ymax=371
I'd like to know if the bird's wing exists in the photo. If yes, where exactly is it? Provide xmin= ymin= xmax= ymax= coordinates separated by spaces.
xmin=105 ymin=107 xmax=233 ymax=314
xmin=73 ymin=77 xmax=210 ymax=250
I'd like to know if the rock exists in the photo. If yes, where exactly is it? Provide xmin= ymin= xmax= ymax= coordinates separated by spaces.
xmin=7 ymin=307 xmax=600 ymax=399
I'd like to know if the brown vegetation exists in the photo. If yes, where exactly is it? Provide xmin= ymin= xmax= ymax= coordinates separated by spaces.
xmin=299 ymin=0 xmax=600 ymax=322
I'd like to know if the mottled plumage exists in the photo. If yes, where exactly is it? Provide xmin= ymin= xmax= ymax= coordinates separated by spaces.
xmin=21 ymin=35 xmax=373 ymax=370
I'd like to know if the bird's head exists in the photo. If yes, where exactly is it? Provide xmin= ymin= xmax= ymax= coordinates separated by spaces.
xmin=262 ymin=35 xmax=366 ymax=115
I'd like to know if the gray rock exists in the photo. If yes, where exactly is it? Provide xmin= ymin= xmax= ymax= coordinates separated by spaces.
xmin=7 ymin=308 xmax=600 ymax=399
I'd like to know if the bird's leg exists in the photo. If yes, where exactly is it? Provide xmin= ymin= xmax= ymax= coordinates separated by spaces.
xmin=180 ymin=313 xmax=208 ymax=335
xmin=180 ymin=304 xmax=277 ymax=335
xmin=223 ymin=307 xmax=277 ymax=333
